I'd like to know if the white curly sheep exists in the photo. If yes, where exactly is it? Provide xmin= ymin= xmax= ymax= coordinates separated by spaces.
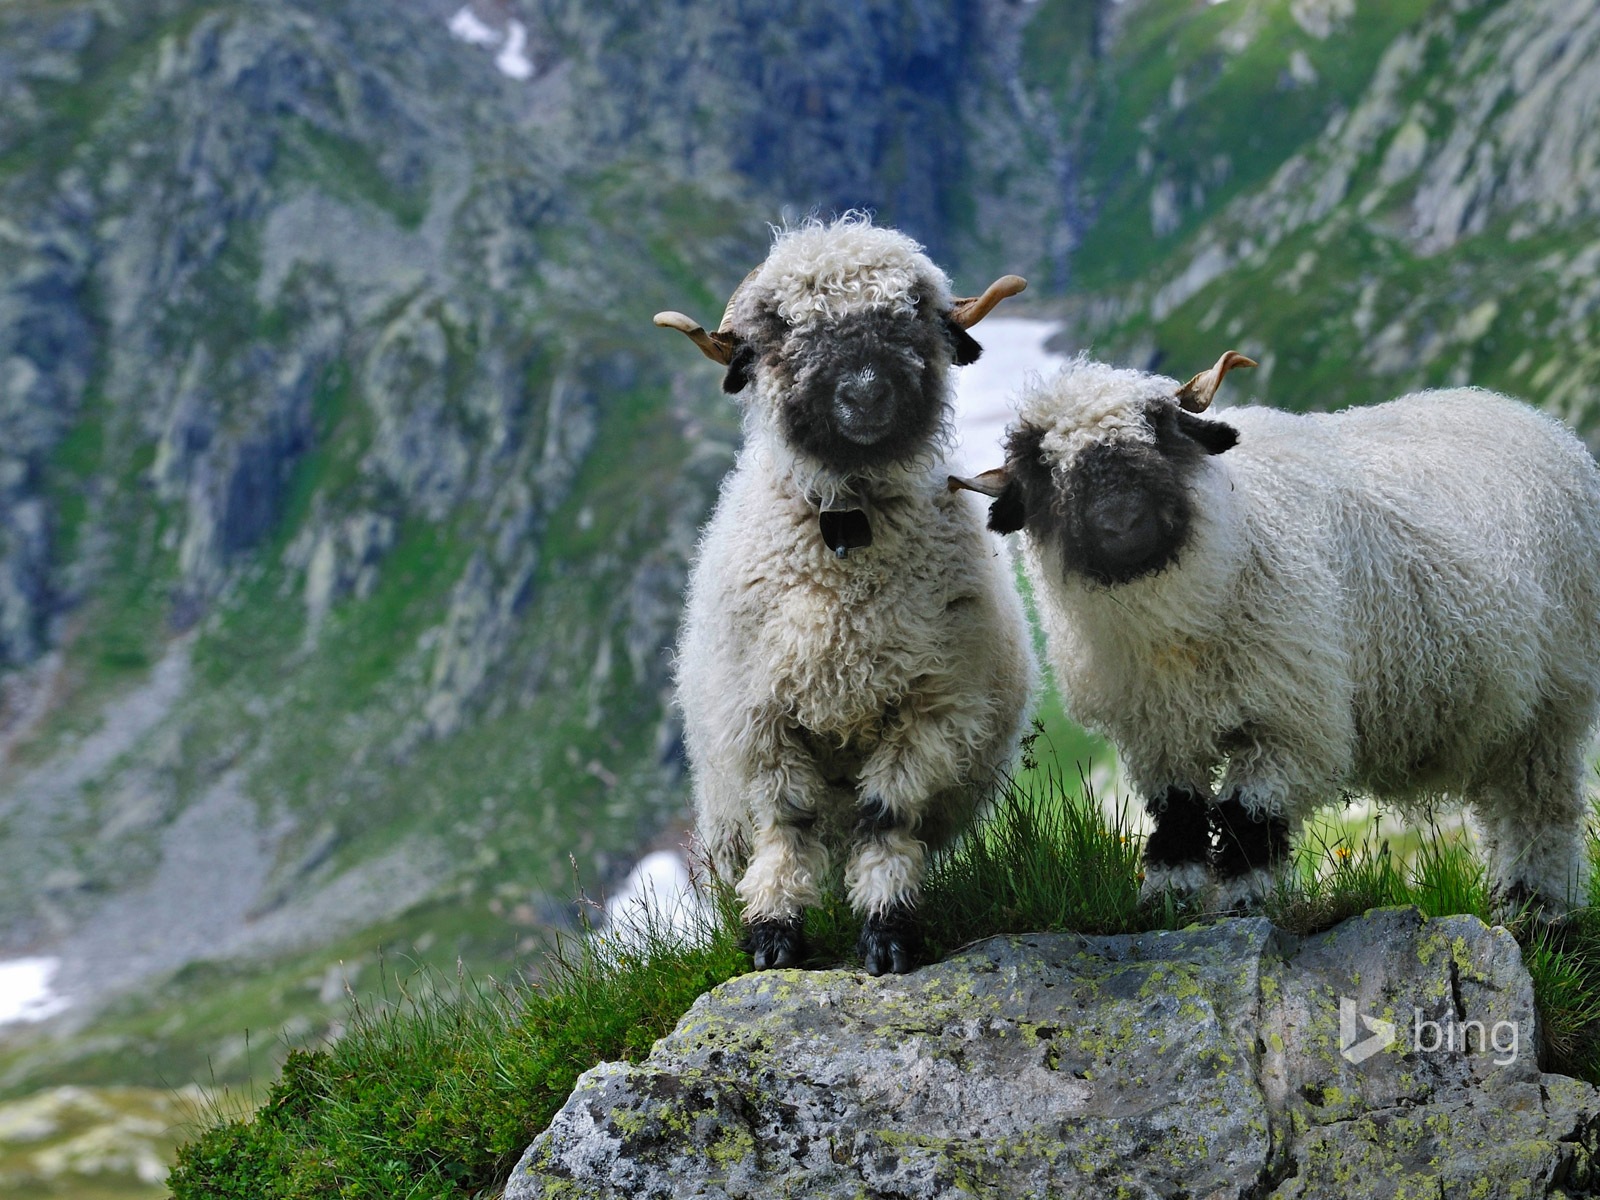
xmin=659 ymin=216 xmax=1036 ymax=973
xmin=955 ymin=351 xmax=1600 ymax=910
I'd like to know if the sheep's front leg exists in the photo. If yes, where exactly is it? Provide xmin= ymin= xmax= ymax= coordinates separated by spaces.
xmin=740 ymin=822 xmax=823 ymax=969
xmin=847 ymin=797 xmax=928 ymax=975
xmin=1140 ymin=783 xmax=1214 ymax=901
xmin=849 ymin=701 xmax=980 ymax=975
xmin=734 ymin=720 xmax=831 ymax=970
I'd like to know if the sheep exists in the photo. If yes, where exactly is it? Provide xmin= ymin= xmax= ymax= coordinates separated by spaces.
xmin=952 ymin=351 xmax=1600 ymax=912
xmin=657 ymin=216 xmax=1036 ymax=974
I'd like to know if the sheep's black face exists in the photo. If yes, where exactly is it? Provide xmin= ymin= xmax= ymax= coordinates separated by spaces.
xmin=769 ymin=307 xmax=954 ymax=472
xmin=993 ymin=403 xmax=1237 ymax=586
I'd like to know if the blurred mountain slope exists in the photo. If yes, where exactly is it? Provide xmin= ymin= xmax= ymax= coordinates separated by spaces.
xmin=0 ymin=0 xmax=1076 ymax=1097
xmin=1055 ymin=0 xmax=1600 ymax=432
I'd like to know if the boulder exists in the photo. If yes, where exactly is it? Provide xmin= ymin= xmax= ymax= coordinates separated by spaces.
xmin=506 ymin=908 xmax=1600 ymax=1199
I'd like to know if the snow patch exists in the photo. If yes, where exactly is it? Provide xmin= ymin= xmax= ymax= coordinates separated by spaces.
xmin=602 ymin=850 xmax=710 ymax=948
xmin=496 ymin=22 xmax=534 ymax=81
xmin=0 ymin=958 xmax=69 ymax=1026
xmin=447 ymin=7 xmax=499 ymax=46
xmin=448 ymin=6 xmax=534 ymax=81
xmin=950 ymin=317 xmax=1071 ymax=471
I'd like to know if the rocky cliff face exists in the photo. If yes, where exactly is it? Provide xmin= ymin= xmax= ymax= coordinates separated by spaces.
xmin=509 ymin=908 xmax=1600 ymax=1199
xmin=0 ymin=0 xmax=1095 ymax=1099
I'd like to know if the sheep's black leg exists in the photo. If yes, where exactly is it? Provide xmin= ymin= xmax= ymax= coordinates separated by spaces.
xmin=1211 ymin=793 xmax=1290 ymax=908
xmin=858 ymin=901 xmax=921 ymax=977
xmin=745 ymin=916 xmax=806 ymax=970
xmin=1145 ymin=785 xmax=1211 ymax=867
xmin=1494 ymin=881 xmax=1569 ymax=929
xmin=1142 ymin=785 xmax=1212 ymax=898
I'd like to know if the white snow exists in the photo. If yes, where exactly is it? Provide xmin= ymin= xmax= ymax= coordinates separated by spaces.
xmin=0 ymin=957 xmax=69 ymax=1026
xmin=447 ymin=6 xmax=499 ymax=46
xmin=601 ymin=850 xmax=711 ymax=947
xmin=949 ymin=317 xmax=1071 ymax=471
xmin=496 ymin=22 xmax=534 ymax=81
xmin=448 ymin=6 xmax=535 ymax=81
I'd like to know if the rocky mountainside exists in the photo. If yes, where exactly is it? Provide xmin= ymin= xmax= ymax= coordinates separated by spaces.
xmin=5 ymin=0 xmax=1600 ymax=1187
xmin=0 ymin=0 xmax=1086 ymax=1102
xmin=1054 ymin=0 xmax=1600 ymax=432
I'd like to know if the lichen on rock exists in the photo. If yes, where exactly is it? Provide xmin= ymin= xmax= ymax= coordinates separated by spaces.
xmin=506 ymin=908 xmax=1600 ymax=1199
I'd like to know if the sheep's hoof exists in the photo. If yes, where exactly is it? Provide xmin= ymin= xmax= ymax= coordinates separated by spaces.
xmin=746 ymin=917 xmax=806 ymax=970
xmin=1496 ymin=881 xmax=1571 ymax=926
xmin=859 ymin=905 xmax=921 ymax=976
xmin=1140 ymin=861 xmax=1211 ymax=905
xmin=1211 ymin=867 xmax=1276 ymax=914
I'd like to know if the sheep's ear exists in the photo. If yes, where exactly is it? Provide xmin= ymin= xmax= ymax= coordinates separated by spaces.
xmin=722 ymin=343 xmax=756 ymax=395
xmin=944 ymin=316 xmax=984 ymax=366
xmin=986 ymin=483 xmax=1025 ymax=534
xmin=1175 ymin=410 xmax=1239 ymax=455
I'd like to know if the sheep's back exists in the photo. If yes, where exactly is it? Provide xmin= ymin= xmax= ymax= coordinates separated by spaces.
xmin=1226 ymin=389 xmax=1600 ymax=792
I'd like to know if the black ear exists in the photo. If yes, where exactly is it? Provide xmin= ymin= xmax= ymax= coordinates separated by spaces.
xmin=944 ymin=316 xmax=984 ymax=367
xmin=987 ymin=482 xmax=1026 ymax=534
xmin=1175 ymin=410 xmax=1239 ymax=455
xmin=721 ymin=343 xmax=755 ymax=394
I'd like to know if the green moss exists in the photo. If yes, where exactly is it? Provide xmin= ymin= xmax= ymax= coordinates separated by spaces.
xmin=43 ymin=385 xmax=107 ymax=567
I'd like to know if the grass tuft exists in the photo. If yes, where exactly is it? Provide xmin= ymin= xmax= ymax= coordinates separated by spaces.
xmin=169 ymin=903 xmax=749 ymax=1199
xmin=922 ymin=767 xmax=1146 ymax=946
xmin=170 ymin=752 xmax=1600 ymax=1197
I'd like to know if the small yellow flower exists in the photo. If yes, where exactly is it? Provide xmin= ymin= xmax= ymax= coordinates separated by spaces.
xmin=1335 ymin=846 xmax=1352 ymax=862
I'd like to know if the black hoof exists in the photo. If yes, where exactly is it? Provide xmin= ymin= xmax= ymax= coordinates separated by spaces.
xmin=1496 ymin=882 xmax=1568 ymax=929
xmin=858 ymin=905 xmax=921 ymax=976
xmin=745 ymin=917 xmax=805 ymax=970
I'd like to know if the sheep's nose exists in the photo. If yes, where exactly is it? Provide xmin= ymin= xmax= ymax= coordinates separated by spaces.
xmin=1088 ymin=497 xmax=1161 ymax=562
xmin=836 ymin=370 xmax=888 ymax=412
xmin=833 ymin=370 xmax=893 ymax=442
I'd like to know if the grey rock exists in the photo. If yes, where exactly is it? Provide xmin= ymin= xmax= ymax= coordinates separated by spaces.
xmin=507 ymin=909 xmax=1600 ymax=1199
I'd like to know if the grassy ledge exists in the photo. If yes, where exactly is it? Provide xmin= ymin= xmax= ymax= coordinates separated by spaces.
xmin=168 ymin=742 xmax=1600 ymax=1199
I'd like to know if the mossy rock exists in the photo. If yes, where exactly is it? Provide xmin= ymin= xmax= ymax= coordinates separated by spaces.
xmin=507 ymin=908 xmax=1600 ymax=1198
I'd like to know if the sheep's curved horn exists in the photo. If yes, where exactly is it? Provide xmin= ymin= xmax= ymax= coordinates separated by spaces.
xmin=653 ymin=311 xmax=740 ymax=365
xmin=950 ymin=275 xmax=1027 ymax=329
xmin=947 ymin=467 xmax=1011 ymax=497
xmin=1175 ymin=350 xmax=1257 ymax=413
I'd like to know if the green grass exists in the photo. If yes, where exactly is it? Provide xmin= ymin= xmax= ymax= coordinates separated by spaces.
xmin=168 ymin=911 xmax=750 ymax=1200
xmin=274 ymin=119 xmax=429 ymax=230
xmin=167 ymin=742 xmax=1600 ymax=1199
